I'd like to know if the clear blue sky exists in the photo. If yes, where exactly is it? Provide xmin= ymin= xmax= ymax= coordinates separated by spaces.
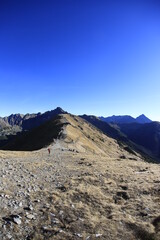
xmin=0 ymin=0 xmax=160 ymax=120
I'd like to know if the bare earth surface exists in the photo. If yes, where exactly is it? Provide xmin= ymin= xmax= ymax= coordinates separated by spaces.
xmin=0 ymin=141 xmax=160 ymax=240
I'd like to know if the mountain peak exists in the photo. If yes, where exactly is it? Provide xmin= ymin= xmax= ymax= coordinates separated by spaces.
xmin=136 ymin=114 xmax=152 ymax=124
xmin=55 ymin=107 xmax=64 ymax=111
xmin=53 ymin=107 xmax=66 ymax=114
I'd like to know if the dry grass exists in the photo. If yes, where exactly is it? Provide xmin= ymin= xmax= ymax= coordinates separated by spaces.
xmin=0 ymin=114 xmax=160 ymax=239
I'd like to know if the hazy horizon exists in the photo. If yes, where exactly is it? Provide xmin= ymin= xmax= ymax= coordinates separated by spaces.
xmin=0 ymin=0 xmax=160 ymax=121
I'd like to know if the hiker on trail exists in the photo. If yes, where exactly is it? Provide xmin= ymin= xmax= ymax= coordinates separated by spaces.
xmin=48 ymin=148 xmax=51 ymax=155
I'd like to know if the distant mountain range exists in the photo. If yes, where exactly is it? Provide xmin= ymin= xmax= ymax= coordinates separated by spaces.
xmin=0 ymin=108 xmax=160 ymax=162
xmin=100 ymin=114 xmax=152 ymax=124
xmin=99 ymin=114 xmax=160 ymax=160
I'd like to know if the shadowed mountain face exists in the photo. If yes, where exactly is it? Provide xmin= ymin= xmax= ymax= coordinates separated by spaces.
xmin=80 ymin=115 xmax=127 ymax=141
xmin=99 ymin=114 xmax=160 ymax=160
xmin=80 ymin=115 xmax=156 ymax=162
xmin=100 ymin=114 xmax=152 ymax=124
xmin=21 ymin=107 xmax=67 ymax=130
xmin=2 ymin=115 xmax=65 ymax=151
xmin=4 ymin=114 xmax=25 ymax=126
xmin=136 ymin=114 xmax=152 ymax=124
xmin=118 ymin=122 xmax=160 ymax=159
xmin=0 ymin=107 xmax=67 ymax=147
xmin=2 ymin=107 xmax=66 ymax=130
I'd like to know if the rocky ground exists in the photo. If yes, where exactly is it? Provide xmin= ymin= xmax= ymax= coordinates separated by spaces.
xmin=0 ymin=139 xmax=160 ymax=240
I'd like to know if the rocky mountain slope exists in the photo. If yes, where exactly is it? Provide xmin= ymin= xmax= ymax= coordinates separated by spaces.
xmin=0 ymin=115 xmax=160 ymax=239
xmin=0 ymin=118 xmax=10 ymax=129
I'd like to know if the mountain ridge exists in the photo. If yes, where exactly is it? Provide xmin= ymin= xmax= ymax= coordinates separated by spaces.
xmin=1 ymin=107 xmax=66 ymax=129
xmin=0 ymin=107 xmax=159 ymax=162
xmin=100 ymin=114 xmax=152 ymax=124
xmin=2 ymin=113 xmax=143 ymax=162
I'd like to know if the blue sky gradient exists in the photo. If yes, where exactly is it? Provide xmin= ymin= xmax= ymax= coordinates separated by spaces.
xmin=0 ymin=0 xmax=160 ymax=120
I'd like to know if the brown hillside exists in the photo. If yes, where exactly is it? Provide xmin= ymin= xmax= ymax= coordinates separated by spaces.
xmin=0 ymin=114 xmax=160 ymax=239
xmin=59 ymin=114 xmax=141 ymax=160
